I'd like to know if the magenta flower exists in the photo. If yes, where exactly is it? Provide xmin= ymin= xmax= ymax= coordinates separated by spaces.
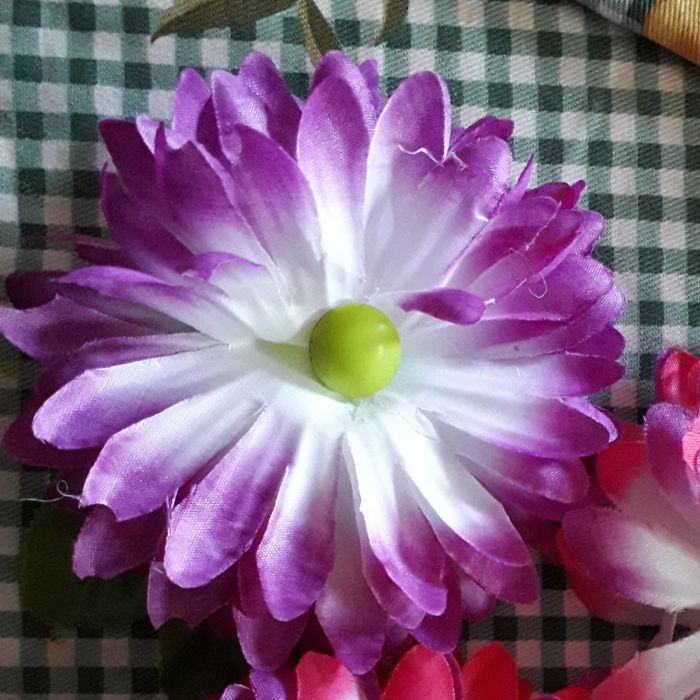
xmin=560 ymin=350 xmax=700 ymax=699
xmin=2 ymin=52 xmax=623 ymax=672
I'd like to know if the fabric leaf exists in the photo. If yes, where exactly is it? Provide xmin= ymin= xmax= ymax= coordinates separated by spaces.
xmin=159 ymin=620 xmax=248 ymax=700
xmin=375 ymin=0 xmax=410 ymax=45
xmin=152 ymin=0 xmax=296 ymax=40
xmin=20 ymin=506 xmax=146 ymax=629
xmin=297 ymin=0 xmax=341 ymax=64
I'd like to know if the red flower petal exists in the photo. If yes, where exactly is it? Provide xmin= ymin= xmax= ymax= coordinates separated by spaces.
xmin=553 ymin=689 xmax=592 ymax=700
xmin=459 ymin=643 xmax=518 ymax=700
xmin=595 ymin=437 xmax=647 ymax=506
xmin=518 ymin=678 xmax=533 ymax=699
xmin=295 ymin=652 xmax=363 ymax=700
xmin=655 ymin=348 xmax=700 ymax=409
xmin=381 ymin=645 xmax=456 ymax=700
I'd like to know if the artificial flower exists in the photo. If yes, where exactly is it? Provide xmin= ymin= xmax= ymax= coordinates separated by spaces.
xmin=559 ymin=349 xmax=700 ymax=699
xmin=655 ymin=347 xmax=700 ymax=409
xmin=1 ymin=51 xmax=623 ymax=672
xmin=218 ymin=643 xmax=593 ymax=699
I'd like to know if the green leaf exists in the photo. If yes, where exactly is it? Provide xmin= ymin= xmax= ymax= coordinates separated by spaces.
xmin=20 ymin=506 xmax=147 ymax=630
xmin=159 ymin=620 xmax=248 ymax=700
xmin=297 ymin=0 xmax=341 ymax=64
xmin=152 ymin=0 xmax=296 ymax=41
xmin=374 ymin=0 xmax=410 ymax=45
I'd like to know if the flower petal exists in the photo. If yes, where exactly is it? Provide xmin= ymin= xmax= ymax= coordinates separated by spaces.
xmin=101 ymin=170 xmax=192 ymax=278
xmin=438 ymin=423 xmax=589 ymax=507
xmin=381 ymin=645 xmax=457 ymax=700
xmin=592 ymin=629 xmax=700 ymax=700
xmin=227 ymin=125 xmax=325 ymax=309
xmin=358 ymin=536 xmax=425 ymax=629
xmin=562 ymin=507 xmax=700 ymax=611
xmin=455 ymin=116 xmax=514 ymax=144
xmin=498 ymin=154 xmax=534 ymax=210
xmin=572 ymin=325 xmax=625 ymax=360
xmin=655 ymin=348 xmax=700 ymax=408
xmin=401 ymin=345 xmax=622 ymax=402
xmin=99 ymin=119 xmax=156 ymax=200
xmin=473 ymin=469 xmax=574 ymax=522
xmin=446 ymin=196 xmax=559 ymax=294
xmin=458 ymin=574 xmax=496 ymax=622
xmin=484 ymin=256 xmax=615 ymax=324
xmin=595 ymin=436 xmax=698 ymax=543
xmin=358 ymin=59 xmax=385 ymax=116
xmin=159 ymin=86 xmax=222 ymax=159
xmin=429 ymin=517 xmax=537 ymax=604
xmin=297 ymin=74 xmax=370 ymax=291
xmin=460 ymin=643 xmax=519 ymax=700
xmin=211 ymin=69 xmax=268 ymax=162
xmin=172 ymin=68 xmax=210 ymax=139
xmin=410 ymin=567 xmax=462 ymax=653
xmin=5 ymin=270 xmax=60 ymax=309
xmin=156 ymin=134 xmax=266 ymax=264
xmin=59 ymin=332 xmax=216 ymax=379
xmin=564 ymin=210 xmax=606 ymax=257
xmin=375 ymin=410 xmax=536 ymax=602
xmin=365 ymin=78 xmax=512 ymax=292
xmin=73 ymin=506 xmax=164 ymax=578
xmin=250 ymin=667 xmax=297 ymax=700
xmin=315 ymin=471 xmax=386 ymax=675
xmin=645 ymin=402 xmax=700 ymax=534
xmin=406 ymin=380 xmax=614 ymax=459
xmin=395 ymin=416 xmax=529 ymax=570
xmin=182 ymin=252 xmax=296 ymax=341
xmin=295 ymin=652 xmax=364 ymax=700
xmin=147 ymin=562 xmax=236 ymax=629
xmin=256 ymin=433 xmax=340 ymax=621
xmin=346 ymin=418 xmax=448 ymax=616
xmin=399 ymin=289 xmax=485 ymax=325
xmin=0 ymin=296 xmax=154 ymax=361
xmin=234 ymin=608 xmax=308 ymax=672
xmin=238 ymin=52 xmax=301 ymax=156
xmin=526 ymin=180 xmax=585 ymax=210
xmin=81 ymin=382 xmax=261 ymax=520
xmin=60 ymin=266 xmax=248 ymax=343
xmin=310 ymin=52 xmax=376 ymax=128
xmin=4 ymin=392 xmax=98 ymax=469
xmin=473 ymin=209 xmax=599 ymax=302
xmin=366 ymin=70 xmax=449 ymax=204
xmin=164 ymin=407 xmax=299 ymax=588
xmin=236 ymin=537 xmax=269 ymax=618
xmin=558 ymin=530 xmax=665 ymax=627
xmin=34 ymin=345 xmax=238 ymax=449
xmin=422 ymin=285 xmax=625 ymax=361
xmin=220 ymin=686 xmax=254 ymax=700
xmin=54 ymin=281 xmax=187 ymax=334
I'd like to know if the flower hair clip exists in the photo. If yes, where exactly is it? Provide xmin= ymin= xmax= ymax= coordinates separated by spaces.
xmin=2 ymin=52 xmax=623 ymax=677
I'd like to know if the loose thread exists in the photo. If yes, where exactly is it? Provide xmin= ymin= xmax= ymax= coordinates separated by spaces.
xmin=20 ymin=479 xmax=81 ymax=504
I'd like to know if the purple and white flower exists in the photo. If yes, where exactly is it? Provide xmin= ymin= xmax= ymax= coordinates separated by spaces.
xmin=2 ymin=52 xmax=623 ymax=672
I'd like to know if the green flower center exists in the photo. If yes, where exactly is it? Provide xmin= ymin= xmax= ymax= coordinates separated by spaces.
xmin=309 ymin=303 xmax=401 ymax=399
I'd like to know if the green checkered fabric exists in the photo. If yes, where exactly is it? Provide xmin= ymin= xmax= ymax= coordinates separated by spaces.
xmin=2 ymin=0 xmax=700 ymax=696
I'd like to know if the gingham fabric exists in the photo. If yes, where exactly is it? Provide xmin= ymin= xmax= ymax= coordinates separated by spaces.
xmin=1 ymin=0 xmax=700 ymax=697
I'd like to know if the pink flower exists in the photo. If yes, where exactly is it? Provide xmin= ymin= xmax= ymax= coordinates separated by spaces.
xmin=655 ymin=347 xmax=700 ymax=409
xmin=560 ymin=349 xmax=700 ymax=699
xmin=220 ymin=643 xmax=592 ymax=699
xmin=1 ymin=52 xmax=622 ymax=672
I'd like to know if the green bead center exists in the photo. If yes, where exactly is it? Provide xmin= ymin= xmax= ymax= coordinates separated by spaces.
xmin=309 ymin=303 xmax=401 ymax=399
